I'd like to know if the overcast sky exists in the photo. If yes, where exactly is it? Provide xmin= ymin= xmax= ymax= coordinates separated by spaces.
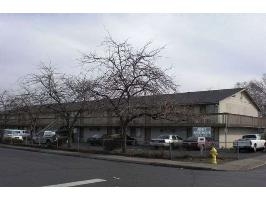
xmin=0 ymin=14 xmax=266 ymax=92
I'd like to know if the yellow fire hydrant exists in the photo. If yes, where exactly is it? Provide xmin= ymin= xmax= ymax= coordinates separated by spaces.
xmin=210 ymin=146 xmax=218 ymax=164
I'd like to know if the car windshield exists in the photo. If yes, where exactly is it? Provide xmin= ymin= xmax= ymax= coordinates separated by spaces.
xmin=176 ymin=136 xmax=183 ymax=140
xmin=185 ymin=137 xmax=197 ymax=141
xmin=36 ymin=132 xmax=44 ymax=136
xmin=92 ymin=134 xmax=102 ymax=138
xmin=158 ymin=135 xmax=169 ymax=139
xmin=198 ymin=137 xmax=205 ymax=141
xmin=242 ymin=135 xmax=256 ymax=139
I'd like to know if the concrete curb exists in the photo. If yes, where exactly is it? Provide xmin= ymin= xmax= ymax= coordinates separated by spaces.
xmin=0 ymin=144 xmax=217 ymax=171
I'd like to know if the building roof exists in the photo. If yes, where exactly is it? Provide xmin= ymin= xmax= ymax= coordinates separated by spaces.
xmin=135 ymin=88 xmax=260 ymax=111
xmin=135 ymin=88 xmax=246 ymax=106
xmin=159 ymin=88 xmax=244 ymax=105
xmin=7 ymin=88 xmax=258 ymax=113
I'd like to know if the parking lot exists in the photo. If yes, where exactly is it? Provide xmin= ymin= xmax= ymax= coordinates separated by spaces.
xmin=1 ymin=128 xmax=265 ymax=164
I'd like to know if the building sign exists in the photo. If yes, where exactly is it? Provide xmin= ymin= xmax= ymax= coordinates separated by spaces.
xmin=192 ymin=127 xmax=211 ymax=137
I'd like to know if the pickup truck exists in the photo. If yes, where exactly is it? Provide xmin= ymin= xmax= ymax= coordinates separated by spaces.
xmin=182 ymin=136 xmax=215 ymax=150
xmin=32 ymin=130 xmax=67 ymax=147
xmin=150 ymin=134 xmax=183 ymax=148
xmin=233 ymin=134 xmax=266 ymax=152
xmin=1 ymin=129 xmax=24 ymax=142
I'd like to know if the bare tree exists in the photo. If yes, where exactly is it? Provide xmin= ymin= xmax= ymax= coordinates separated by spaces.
xmin=9 ymin=83 xmax=47 ymax=140
xmin=28 ymin=63 xmax=95 ymax=147
xmin=81 ymin=37 xmax=178 ymax=153
xmin=0 ymin=90 xmax=14 ymax=129
xmin=236 ymin=74 xmax=266 ymax=116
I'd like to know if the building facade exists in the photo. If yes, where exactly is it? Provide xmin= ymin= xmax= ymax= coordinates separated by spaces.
xmin=1 ymin=88 xmax=265 ymax=148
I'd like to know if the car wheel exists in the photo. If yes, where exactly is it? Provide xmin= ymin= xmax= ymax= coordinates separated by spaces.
xmin=253 ymin=144 xmax=257 ymax=152
xmin=199 ymin=144 xmax=205 ymax=150
xmin=234 ymin=146 xmax=240 ymax=153
xmin=46 ymin=140 xmax=51 ymax=148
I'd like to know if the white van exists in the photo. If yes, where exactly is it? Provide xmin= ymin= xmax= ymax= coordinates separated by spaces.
xmin=3 ymin=129 xmax=30 ymax=141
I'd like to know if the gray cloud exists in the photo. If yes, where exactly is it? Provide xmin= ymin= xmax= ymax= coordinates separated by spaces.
xmin=0 ymin=14 xmax=265 ymax=92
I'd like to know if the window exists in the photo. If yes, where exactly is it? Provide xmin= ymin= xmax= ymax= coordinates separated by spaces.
xmin=242 ymin=135 xmax=256 ymax=139
xmin=200 ymin=105 xmax=206 ymax=114
xmin=206 ymin=105 xmax=216 ymax=113
xmin=158 ymin=135 xmax=169 ymax=139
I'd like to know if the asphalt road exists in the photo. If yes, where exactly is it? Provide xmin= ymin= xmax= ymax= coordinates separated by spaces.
xmin=1 ymin=148 xmax=266 ymax=187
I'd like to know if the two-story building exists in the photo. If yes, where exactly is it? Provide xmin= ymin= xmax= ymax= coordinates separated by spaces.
xmin=78 ymin=88 xmax=265 ymax=147
xmin=1 ymin=88 xmax=265 ymax=148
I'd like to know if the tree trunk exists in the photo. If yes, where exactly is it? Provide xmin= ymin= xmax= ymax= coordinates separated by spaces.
xmin=121 ymin=125 xmax=127 ymax=153
xmin=67 ymin=128 xmax=72 ymax=148
xmin=32 ymin=124 xmax=37 ymax=144
xmin=30 ymin=128 xmax=33 ymax=144
xmin=30 ymin=122 xmax=36 ymax=143
xmin=72 ymin=130 xmax=75 ymax=143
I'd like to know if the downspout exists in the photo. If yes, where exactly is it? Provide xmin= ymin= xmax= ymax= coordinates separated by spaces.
xmin=225 ymin=113 xmax=228 ymax=149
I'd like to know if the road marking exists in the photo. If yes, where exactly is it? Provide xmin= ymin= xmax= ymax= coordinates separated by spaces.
xmin=45 ymin=178 xmax=106 ymax=187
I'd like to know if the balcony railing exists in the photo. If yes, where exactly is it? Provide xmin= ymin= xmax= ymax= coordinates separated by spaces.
xmin=130 ymin=113 xmax=266 ymax=128
xmin=1 ymin=113 xmax=266 ymax=128
xmin=227 ymin=114 xmax=266 ymax=128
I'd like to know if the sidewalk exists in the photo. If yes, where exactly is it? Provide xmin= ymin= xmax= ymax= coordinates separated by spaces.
xmin=1 ymin=144 xmax=266 ymax=171
xmin=214 ymin=154 xmax=266 ymax=171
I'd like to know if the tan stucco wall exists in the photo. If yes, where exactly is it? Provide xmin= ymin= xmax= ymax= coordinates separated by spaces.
xmin=219 ymin=91 xmax=259 ymax=117
xmin=218 ymin=127 xmax=258 ymax=148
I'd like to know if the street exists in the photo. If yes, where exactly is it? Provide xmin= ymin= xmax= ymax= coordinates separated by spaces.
xmin=1 ymin=148 xmax=266 ymax=187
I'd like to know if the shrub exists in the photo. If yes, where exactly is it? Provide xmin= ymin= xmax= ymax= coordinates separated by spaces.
xmin=2 ymin=137 xmax=23 ymax=144
xmin=103 ymin=134 xmax=122 ymax=151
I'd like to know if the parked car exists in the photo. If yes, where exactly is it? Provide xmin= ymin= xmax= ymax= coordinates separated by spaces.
xmin=125 ymin=135 xmax=138 ymax=145
xmin=101 ymin=133 xmax=137 ymax=151
xmin=32 ymin=131 xmax=55 ymax=145
xmin=33 ymin=130 xmax=68 ymax=146
xmin=32 ymin=131 xmax=54 ymax=146
xmin=87 ymin=134 xmax=137 ymax=146
xmin=2 ymin=129 xmax=25 ymax=142
xmin=32 ymin=132 xmax=43 ymax=144
xmin=0 ymin=129 xmax=4 ymax=142
xmin=150 ymin=134 xmax=183 ymax=148
xmin=55 ymin=129 xmax=68 ymax=145
xmin=87 ymin=134 xmax=103 ymax=146
xmin=18 ymin=130 xmax=31 ymax=140
xmin=182 ymin=136 xmax=215 ymax=150
xmin=233 ymin=134 xmax=266 ymax=152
